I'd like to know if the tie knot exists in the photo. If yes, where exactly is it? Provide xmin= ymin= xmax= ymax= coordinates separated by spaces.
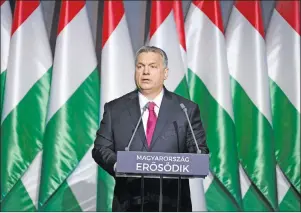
xmin=148 ymin=102 xmax=156 ymax=111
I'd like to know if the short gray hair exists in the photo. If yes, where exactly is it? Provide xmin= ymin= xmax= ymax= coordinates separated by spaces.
xmin=135 ymin=46 xmax=168 ymax=68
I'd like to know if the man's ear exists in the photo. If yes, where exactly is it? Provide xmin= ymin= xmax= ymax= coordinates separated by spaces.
xmin=164 ymin=68 xmax=169 ymax=80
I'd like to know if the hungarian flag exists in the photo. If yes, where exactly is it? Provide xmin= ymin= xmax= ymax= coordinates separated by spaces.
xmin=148 ymin=0 xmax=190 ymax=99
xmin=38 ymin=1 xmax=100 ymax=211
xmin=0 ymin=0 xmax=11 ymax=118
xmin=266 ymin=0 xmax=300 ymax=211
xmin=101 ymin=0 xmax=136 ymax=112
xmin=173 ymin=0 xmax=208 ymax=211
xmin=97 ymin=0 xmax=136 ymax=211
xmin=185 ymin=0 xmax=242 ymax=211
xmin=226 ymin=0 xmax=278 ymax=211
xmin=1 ymin=0 xmax=52 ymax=211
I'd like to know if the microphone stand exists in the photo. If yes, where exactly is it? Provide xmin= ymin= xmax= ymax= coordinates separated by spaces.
xmin=124 ymin=103 xmax=149 ymax=212
xmin=140 ymin=175 xmax=144 ymax=212
xmin=173 ymin=121 xmax=181 ymax=212
xmin=179 ymin=103 xmax=203 ymax=212
xmin=180 ymin=103 xmax=202 ymax=154
xmin=177 ymin=177 xmax=181 ymax=212
xmin=124 ymin=103 xmax=148 ymax=151
xmin=159 ymin=175 xmax=163 ymax=212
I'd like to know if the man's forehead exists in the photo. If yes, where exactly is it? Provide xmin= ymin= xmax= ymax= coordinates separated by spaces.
xmin=137 ymin=52 xmax=163 ymax=61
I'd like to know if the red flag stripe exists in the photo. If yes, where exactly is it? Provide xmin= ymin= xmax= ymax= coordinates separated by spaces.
xmin=173 ymin=0 xmax=186 ymax=50
xmin=11 ymin=0 xmax=39 ymax=36
xmin=102 ymin=1 xmax=125 ymax=48
xmin=193 ymin=0 xmax=224 ymax=33
xmin=235 ymin=0 xmax=264 ymax=37
xmin=1 ymin=0 xmax=5 ymax=6
xmin=276 ymin=0 xmax=300 ymax=35
xmin=57 ymin=0 xmax=85 ymax=36
xmin=149 ymin=0 xmax=173 ymax=38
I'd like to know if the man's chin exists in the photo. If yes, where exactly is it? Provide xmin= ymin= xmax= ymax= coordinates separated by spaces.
xmin=138 ymin=87 xmax=154 ymax=93
xmin=138 ymin=85 xmax=152 ymax=91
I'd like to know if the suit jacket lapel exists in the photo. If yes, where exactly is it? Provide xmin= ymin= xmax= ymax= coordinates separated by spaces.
xmin=126 ymin=91 xmax=149 ymax=151
xmin=149 ymin=89 xmax=175 ymax=150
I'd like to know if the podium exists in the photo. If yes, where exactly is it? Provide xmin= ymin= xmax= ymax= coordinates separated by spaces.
xmin=116 ymin=151 xmax=209 ymax=211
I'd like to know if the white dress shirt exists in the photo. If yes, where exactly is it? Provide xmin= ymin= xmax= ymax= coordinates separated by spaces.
xmin=114 ymin=89 xmax=164 ymax=171
xmin=138 ymin=89 xmax=164 ymax=133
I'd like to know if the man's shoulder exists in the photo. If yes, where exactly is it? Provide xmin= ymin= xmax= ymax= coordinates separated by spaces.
xmin=105 ymin=89 xmax=137 ymax=109
xmin=168 ymin=91 xmax=198 ymax=110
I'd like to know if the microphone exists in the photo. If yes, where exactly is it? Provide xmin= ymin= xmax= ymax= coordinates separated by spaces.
xmin=125 ymin=102 xmax=149 ymax=151
xmin=180 ymin=103 xmax=202 ymax=154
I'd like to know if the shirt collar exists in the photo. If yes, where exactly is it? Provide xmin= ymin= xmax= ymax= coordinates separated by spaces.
xmin=138 ymin=89 xmax=164 ymax=110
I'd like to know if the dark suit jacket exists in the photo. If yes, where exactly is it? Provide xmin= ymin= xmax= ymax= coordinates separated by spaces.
xmin=92 ymin=88 xmax=209 ymax=211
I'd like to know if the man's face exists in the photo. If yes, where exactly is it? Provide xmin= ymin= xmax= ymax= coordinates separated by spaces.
xmin=135 ymin=52 xmax=168 ymax=94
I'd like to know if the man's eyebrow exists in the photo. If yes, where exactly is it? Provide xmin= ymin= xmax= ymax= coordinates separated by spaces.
xmin=136 ymin=62 xmax=157 ymax=65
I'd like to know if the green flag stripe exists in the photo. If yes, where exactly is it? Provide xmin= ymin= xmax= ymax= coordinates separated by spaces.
xmin=1 ymin=68 xmax=52 ymax=200
xmin=39 ymin=181 xmax=82 ymax=212
xmin=231 ymin=77 xmax=278 ymax=210
xmin=39 ymin=69 xmax=100 ymax=207
xmin=187 ymin=69 xmax=242 ymax=207
xmin=205 ymin=177 xmax=241 ymax=211
xmin=1 ymin=179 xmax=36 ymax=212
xmin=173 ymin=76 xmax=190 ymax=100
xmin=279 ymin=187 xmax=301 ymax=211
xmin=270 ymin=80 xmax=300 ymax=193
xmin=1 ymin=70 xmax=7 ymax=116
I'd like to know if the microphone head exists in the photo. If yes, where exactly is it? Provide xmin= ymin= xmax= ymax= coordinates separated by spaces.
xmin=180 ymin=103 xmax=186 ymax=110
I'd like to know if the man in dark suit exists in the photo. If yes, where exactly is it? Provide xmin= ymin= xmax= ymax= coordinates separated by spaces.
xmin=92 ymin=46 xmax=209 ymax=211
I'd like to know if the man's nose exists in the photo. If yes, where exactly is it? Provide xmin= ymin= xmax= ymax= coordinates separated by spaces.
xmin=143 ymin=66 xmax=150 ymax=74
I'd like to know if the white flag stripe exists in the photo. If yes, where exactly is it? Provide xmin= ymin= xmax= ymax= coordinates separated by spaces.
xmin=1 ymin=1 xmax=11 ymax=73
xmin=266 ymin=10 xmax=300 ymax=113
xmin=47 ymin=6 xmax=97 ymax=122
xmin=149 ymin=11 xmax=185 ymax=92
xmin=203 ymin=172 xmax=214 ymax=193
xmin=226 ymin=7 xmax=272 ymax=124
xmin=179 ymin=44 xmax=187 ymax=73
xmin=179 ymin=45 xmax=188 ymax=85
xmin=185 ymin=4 xmax=234 ymax=119
xmin=21 ymin=151 xmax=43 ymax=209
xmin=101 ymin=14 xmax=136 ymax=111
xmin=2 ymin=5 xmax=52 ymax=122
xmin=67 ymin=146 xmax=97 ymax=211
xmin=239 ymin=164 xmax=251 ymax=198
xmin=275 ymin=165 xmax=291 ymax=204
xmin=189 ymin=178 xmax=207 ymax=211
